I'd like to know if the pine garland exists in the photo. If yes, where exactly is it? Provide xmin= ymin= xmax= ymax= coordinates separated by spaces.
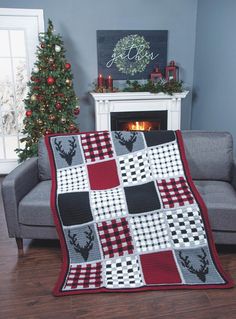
xmin=123 ymin=79 xmax=184 ymax=95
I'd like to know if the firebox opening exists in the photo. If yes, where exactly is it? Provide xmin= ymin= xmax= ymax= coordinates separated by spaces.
xmin=111 ymin=111 xmax=167 ymax=131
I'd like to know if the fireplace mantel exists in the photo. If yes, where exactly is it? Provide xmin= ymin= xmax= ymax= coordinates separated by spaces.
xmin=90 ymin=91 xmax=188 ymax=131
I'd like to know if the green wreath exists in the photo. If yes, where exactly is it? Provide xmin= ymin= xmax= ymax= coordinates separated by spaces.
xmin=113 ymin=34 xmax=151 ymax=75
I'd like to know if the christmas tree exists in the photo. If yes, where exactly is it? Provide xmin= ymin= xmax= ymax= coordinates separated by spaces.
xmin=16 ymin=19 xmax=80 ymax=162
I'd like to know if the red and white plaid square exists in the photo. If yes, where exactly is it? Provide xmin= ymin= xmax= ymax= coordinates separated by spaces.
xmin=63 ymin=262 xmax=102 ymax=290
xmin=80 ymin=132 xmax=113 ymax=163
xmin=157 ymin=177 xmax=195 ymax=208
xmin=97 ymin=218 xmax=134 ymax=258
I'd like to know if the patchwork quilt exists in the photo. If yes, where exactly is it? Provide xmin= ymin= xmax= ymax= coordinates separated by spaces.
xmin=45 ymin=130 xmax=233 ymax=296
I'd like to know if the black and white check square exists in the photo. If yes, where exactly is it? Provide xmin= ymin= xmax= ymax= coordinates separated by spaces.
xmin=166 ymin=207 xmax=207 ymax=248
xmin=118 ymin=151 xmax=152 ymax=186
xmin=105 ymin=255 xmax=143 ymax=288
xmin=57 ymin=165 xmax=89 ymax=193
xmin=129 ymin=212 xmax=171 ymax=252
xmin=90 ymin=188 xmax=127 ymax=221
xmin=148 ymin=141 xmax=184 ymax=179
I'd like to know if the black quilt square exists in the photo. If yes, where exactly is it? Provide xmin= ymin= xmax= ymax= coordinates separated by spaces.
xmin=144 ymin=131 xmax=176 ymax=147
xmin=124 ymin=182 xmax=161 ymax=214
xmin=58 ymin=192 xmax=93 ymax=226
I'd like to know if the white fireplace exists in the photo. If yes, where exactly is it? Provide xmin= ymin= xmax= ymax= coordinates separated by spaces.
xmin=90 ymin=91 xmax=188 ymax=131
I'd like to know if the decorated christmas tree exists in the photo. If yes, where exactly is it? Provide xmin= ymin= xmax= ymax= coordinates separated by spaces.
xmin=16 ymin=19 xmax=80 ymax=162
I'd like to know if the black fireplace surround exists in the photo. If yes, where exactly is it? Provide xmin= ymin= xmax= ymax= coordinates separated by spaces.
xmin=110 ymin=111 xmax=167 ymax=131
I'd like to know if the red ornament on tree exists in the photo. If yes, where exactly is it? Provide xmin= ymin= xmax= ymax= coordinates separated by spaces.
xmin=74 ymin=107 xmax=80 ymax=115
xmin=65 ymin=63 xmax=71 ymax=70
xmin=47 ymin=76 xmax=55 ymax=85
xmin=41 ymin=43 xmax=46 ymax=49
xmin=55 ymin=102 xmax=62 ymax=110
xmin=26 ymin=110 xmax=32 ymax=117
xmin=69 ymin=124 xmax=76 ymax=131
xmin=45 ymin=129 xmax=52 ymax=135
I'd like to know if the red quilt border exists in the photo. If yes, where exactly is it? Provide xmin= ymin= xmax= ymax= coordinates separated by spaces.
xmin=45 ymin=130 xmax=234 ymax=297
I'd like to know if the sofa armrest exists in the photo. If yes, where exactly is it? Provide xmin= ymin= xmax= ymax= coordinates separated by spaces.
xmin=231 ymin=158 xmax=236 ymax=191
xmin=2 ymin=157 xmax=39 ymax=238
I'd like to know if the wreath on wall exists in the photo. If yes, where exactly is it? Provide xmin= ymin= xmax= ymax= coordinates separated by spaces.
xmin=113 ymin=34 xmax=151 ymax=75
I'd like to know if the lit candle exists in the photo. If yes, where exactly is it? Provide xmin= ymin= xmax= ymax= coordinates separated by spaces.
xmin=107 ymin=75 xmax=113 ymax=91
xmin=97 ymin=74 xmax=103 ymax=87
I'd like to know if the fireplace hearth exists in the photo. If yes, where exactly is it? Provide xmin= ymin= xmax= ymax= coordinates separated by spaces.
xmin=111 ymin=111 xmax=167 ymax=131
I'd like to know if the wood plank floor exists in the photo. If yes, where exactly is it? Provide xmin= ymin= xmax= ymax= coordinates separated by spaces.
xmin=1 ymin=181 xmax=236 ymax=319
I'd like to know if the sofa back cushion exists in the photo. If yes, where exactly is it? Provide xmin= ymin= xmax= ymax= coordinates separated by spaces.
xmin=182 ymin=131 xmax=233 ymax=181
xmin=37 ymin=131 xmax=234 ymax=182
xmin=38 ymin=138 xmax=51 ymax=180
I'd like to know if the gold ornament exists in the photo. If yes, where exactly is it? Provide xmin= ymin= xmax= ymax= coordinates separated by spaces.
xmin=61 ymin=117 xmax=66 ymax=124
xmin=31 ymin=94 xmax=37 ymax=101
xmin=37 ymin=119 xmax=43 ymax=126
xmin=40 ymin=107 xmax=45 ymax=112
xmin=65 ymin=79 xmax=72 ymax=85
xmin=48 ymin=114 xmax=56 ymax=121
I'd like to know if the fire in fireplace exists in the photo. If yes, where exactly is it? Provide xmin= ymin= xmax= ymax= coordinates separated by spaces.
xmin=110 ymin=111 xmax=167 ymax=131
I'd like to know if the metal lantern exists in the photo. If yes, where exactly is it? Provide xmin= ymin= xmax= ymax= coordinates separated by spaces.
xmin=150 ymin=67 xmax=163 ymax=82
xmin=165 ymin=61 xmax=179 ymax=81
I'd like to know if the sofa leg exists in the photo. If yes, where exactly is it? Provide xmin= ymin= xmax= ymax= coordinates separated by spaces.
xmin=16 ymin=238 xmax=23 ymax=255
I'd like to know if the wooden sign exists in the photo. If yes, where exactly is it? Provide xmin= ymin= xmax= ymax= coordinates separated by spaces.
xmin=97 ymin=30 xmax=168 ymax=80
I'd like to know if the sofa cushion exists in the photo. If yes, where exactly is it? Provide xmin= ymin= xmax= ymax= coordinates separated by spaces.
xmin=18 ymin=180 xmax=54 ymax=226
xmin=194 ymin=180 xmax=236 ymax=231
xmin=38 ymin=138 xmax=51 ymax=180
xmin=182 ymin=131 xmax=233 ymax=181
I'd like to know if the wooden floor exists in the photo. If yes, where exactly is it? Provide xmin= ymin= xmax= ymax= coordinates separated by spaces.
xmin=1 ymin=182 xmax=236 ymax=319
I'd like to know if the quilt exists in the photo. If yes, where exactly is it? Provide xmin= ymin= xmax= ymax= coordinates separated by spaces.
xmin=45 ymin=130 xmax=233 ymax=296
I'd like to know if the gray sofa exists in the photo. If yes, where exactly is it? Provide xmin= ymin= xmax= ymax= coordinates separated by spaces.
xmin=2 ymin=131 xmax=236 ymax=251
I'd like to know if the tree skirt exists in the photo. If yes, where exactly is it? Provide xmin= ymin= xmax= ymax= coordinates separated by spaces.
xmin=45 ymin=130 xmax=234 ymax=296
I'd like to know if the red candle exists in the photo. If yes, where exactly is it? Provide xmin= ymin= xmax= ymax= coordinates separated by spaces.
xmin=97 ymin=74 xmax=103 ymax=87
xmin=107 ymin=75 xmax=113 ymax=90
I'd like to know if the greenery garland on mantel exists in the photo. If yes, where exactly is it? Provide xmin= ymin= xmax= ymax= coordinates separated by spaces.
xmin=93 ymin=79 xmax=184 ymax=96
xmin=123 ymin=80 xmax=184 ymax=95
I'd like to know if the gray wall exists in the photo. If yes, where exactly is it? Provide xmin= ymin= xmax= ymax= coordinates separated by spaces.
xmin=192 ymin=0 xmax=236 ymax=141
xmin=0 ymin=0 xmax=198 ymax=131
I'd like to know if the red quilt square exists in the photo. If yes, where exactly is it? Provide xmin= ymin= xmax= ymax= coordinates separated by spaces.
xmin=64 ymin=263 xmax=102 ymax=290
xmin=157 ymin=177 xmax=194 ymax=208
xmin=87 ymin=160 xmax=120 ymax=190
xmin=97 ymin=218 xmax=134 ymax=258
xmin=140 ymin=251 xmax=182 ymax=284
xmin=81 ymin=132 xmax=113 ymax=163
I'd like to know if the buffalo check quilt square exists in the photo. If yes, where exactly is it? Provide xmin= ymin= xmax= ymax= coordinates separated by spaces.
xmin=148 ymin=141 xmax=184 ymax=179
xmin=90 ymin=188 xmax=127 ymax=221
xmin=46 ymin=130 xmax=233 ymax=296
xmin=118 ymin=150 xmax=152 ymax=186
xmin=97 ymin=218 xmax=134 ymax=258
xmin=157 ymin=177 xmax=195 ymax=208
xmin=81 ymin=132 xmax=113 ymax=163
xmin=63 ymin=263 xmax=103 ymax=290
